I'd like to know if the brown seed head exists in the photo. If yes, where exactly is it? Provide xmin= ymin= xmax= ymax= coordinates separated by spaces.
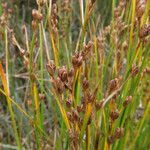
xmin=67 ymin=112 xmax=73 ymax=122
xmin=68 ymin=129 xmax=79 ymax=142
xmin=37 ymin=0 xmax=46 ymax=6
xmin=123 ymin=96 xmax=132 ymax=107
xmin=108 ymin=135 xmax=115 ymax=144
xmin=82 ymin=77 xmax=89 ymax=91
xmin=20 ymin=49 xmax=26 ymax=57
xmin=55 ymin=77 xmax=64 ymax=94
xmin=58 ymin=66 xmax=68 ymax=82
xmin=72 ymin=109 xmax=79 ymax=122
xmin=81 ymin=41 xmax=93 ymax=60
xmin=77 ymin=105 xmax=83 ymax=113
xmin=109 ymin=78 xmax=119 ymax=92
xmin=115 ymin=127 xmax=124 ymax=139
xmin=68 ymin=68 xmax=74 ymax=78
xmin=66 ymin=97 xmax=72 ymax=108
xmin=95 ymin=100 xmax=104 ymax=110
xmin=46 ymin=60 xmax=56 ymax=77
xmin=139 ymin=25 xmax=150 ymax=39
xmin=72 ymin=52 xmax=83 ymax=69
xmin=110 ymin=109 xmax=120 ymax=120
xmin=136 ymin=0 xmax=146 ymax=19
xmin=32 ymin=20 xmax=38 ymax=30
xmin=131 ymin=65 xmax=139 ymax=77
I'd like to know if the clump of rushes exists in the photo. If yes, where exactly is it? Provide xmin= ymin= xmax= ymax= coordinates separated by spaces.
xmin=0 ymin=0 xmax=150 ymax=149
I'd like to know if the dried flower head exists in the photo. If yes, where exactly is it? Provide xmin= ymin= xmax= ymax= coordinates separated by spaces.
xmin=68 ymin=68 xmax=74 ymax=78
xmin=110 ymin=109 xmax=120 ymax=120
xmin=37 ymin=0 xmax=46 ymax=6
xmin=72 ymin=52 xmax=83 ymax=69
xmin=131 ymin=64 xmax=139 ymax=77
xmin=108 ymin=78 xmax=119 ymax=92
xmin=95 ymin=100 xmax=104 ymax=110
xmin=32 ymin=9 xmax=43 ymax=21
xmin=81 ymin=41 xmax=93 ymax=60
xmin=32 ymin=20 xmax=38 ymax=30
xmin=139 ymin=25 xmax=150 ymax=39
xmin=46 ymin=60 xmax=56 ymax=77
xmin=108 ymin=135 xmax=115 ymax=144
xmin=58 ymin=66 xmax=68 ymax=82
xmin=82 ymin=77 xmax=89 ymax=91
xmin=123 ymin=96 xmax=132 ymax=107
xmin=68 ymin=129 xmax=79 ymax=143
xmin=72 ymin=109 xmax=79 ymax=122
xmin=67 ymin=112 xmax=73 ymax=122
xmin=115 ymin=127 xmax=124 ymax=139
xmin=66 ymin=97 xmax=72 ymax=108
xmin=136 ymin=0 xmax=146 ymax=19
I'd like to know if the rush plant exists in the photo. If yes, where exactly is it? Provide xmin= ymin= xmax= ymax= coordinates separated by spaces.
xmin=0 ymin=0 xmax=150 ymax=149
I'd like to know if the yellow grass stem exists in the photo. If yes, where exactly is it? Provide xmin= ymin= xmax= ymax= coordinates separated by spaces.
xmin=0 ymin=62 xmax=22 ymax=150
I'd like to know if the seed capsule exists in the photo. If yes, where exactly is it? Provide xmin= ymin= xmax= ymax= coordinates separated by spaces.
xmin=123 ymin=96 xmax=132 ymax=107
xmin=82 ymin=77 xmax=89 ymax=91
xmin=131 ymin=65 xmax=139 ymax=77
xmin=95 ymin=100 xmax=104 ymax=110
xmin=110 ymin=109 xmax=119 ymax=120
xmin=72 ymin=110 xmax=79 ymax=121
xmin=58 ymin=66 xmax=68 ymax=82
xmin=68 ymin=68 xmax=74 ymax=78
xmin=136 ymin=0 xmax=146 ymax=19
xmin=72 ymin=52 xmax=83 ymax=69
xmin=46 ymin=60 xmax=56 ymax=77
xmin=67 ymin=112 xmax=73 ymax=122
xmin=32 ymin=20 xmax=38 ymax=30
xmin=115 ymin=127 xmax=124 ymax=139
xmin=66 ymin=98 xmax=72 ymax=108
xmin=139 ymin=25 xmax=150 ymax=39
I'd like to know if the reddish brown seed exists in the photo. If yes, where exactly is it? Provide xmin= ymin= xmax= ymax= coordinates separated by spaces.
xmin=82 ymin=77 xmax=89 ymax=91
xmin=139 ymin=25 xmax=150 ymax=39
xmin=95 ymin=100 xmax=104 ymax=110
xmin=66 ymin=98 xmax=72 ymax=108
xmin=77 ymin=105 xmax=83 ymax=113
xmin=32 ymin=20 xmax=38 ymax=30
xmin=68 ymin=129 xmax=79 ymax=142
xmin=108 ymin=135 xmax=115 ymax=144
xmin=55 ymin=77 xmax=65 ymax=94
xmin=136 ymin=0 xmax=146 ymax=19
xmin=131 ymin=65 xmax=139 ymax=77
xmin=20 ymin=49 xmax=26 ymax=57
xmin=123 ymin=96 xmax=132 ymax=107
xmin=32 ymin=9 xmax=38 ymax=19
xmin=36 ymin=13 xmax=43 ymax=21
xmin=110 ymin=109 xmax=120 ymax=120
xmin=58 ymin=66 xmax=68 ymax=82
xmin=67 ymin=112 xmax=72 ymax=122
xmin=46 ymin=60 xmax=56 ymax=77
xmin=68 ymin=68 xmax=74 ymax=78
xmin=115 ymin=127 xmax=124 ymax=139
xmin=72 ymin=52 xmax=83 ymax=69
xmin=72 ymin=110 xmax=79 ymax=122
xmin=109 ymin=78 xmax=119 ymax=92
